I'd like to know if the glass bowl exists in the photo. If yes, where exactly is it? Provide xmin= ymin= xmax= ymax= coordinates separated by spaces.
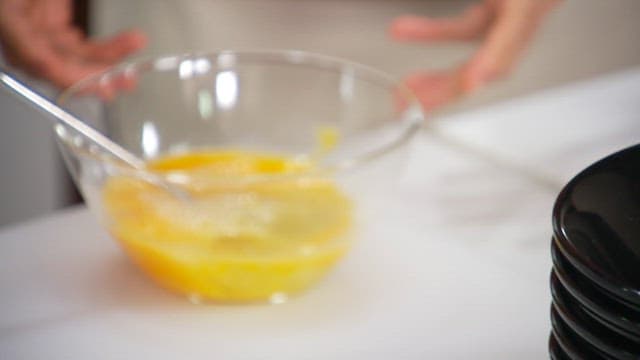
xmin=56 ymin=50 xmax=424 ymax=304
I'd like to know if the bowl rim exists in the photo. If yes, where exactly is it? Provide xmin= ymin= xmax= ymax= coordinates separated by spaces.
xmin=55 ymin=49 xmax=425 ymax=184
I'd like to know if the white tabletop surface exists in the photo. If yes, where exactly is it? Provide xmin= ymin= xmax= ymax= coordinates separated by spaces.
xmin=2 ymin=68 xmax=640 ymax=359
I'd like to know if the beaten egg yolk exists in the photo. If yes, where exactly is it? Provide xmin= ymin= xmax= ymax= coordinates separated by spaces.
xmin=102 ymin=150 xmax=352 ymax=303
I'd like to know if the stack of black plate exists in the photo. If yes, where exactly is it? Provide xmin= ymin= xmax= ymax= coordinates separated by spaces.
xmin=549 ymin=144 xmax=640 ymax=359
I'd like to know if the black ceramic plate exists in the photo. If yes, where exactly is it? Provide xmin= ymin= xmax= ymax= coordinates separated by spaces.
xmin=550 ymin=306 xmax=614 ymax=360
xmin=551 ymin=271 xmax=640 ymax=359
xmin=552 ymin=239 xmax=640 ymax=340
xmin=552 ymin=144 xmax=640 ymax=305
xmin=549 ymin=334 xmax=571 ymax=360
xmin=552 ymin=237 xmax=639 ymax=314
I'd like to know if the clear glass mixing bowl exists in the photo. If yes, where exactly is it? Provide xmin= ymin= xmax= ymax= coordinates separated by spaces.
xmin=56 ymin=50 xmax=424 ymax=304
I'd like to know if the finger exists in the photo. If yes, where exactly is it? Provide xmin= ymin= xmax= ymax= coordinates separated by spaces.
xmin=84 ymin=29 xmax=147 ymax=63
xmin=109 ymin=70 xmax=139 ymax=93
xmin=31 ymin=0 xmax=73 ymax=31
xmin=404 ymin=70 xmax=463 ymax=112
xmin=70 ymin=65 xmax=140 ymax=100
xmin=461 ymin=0 xmax=557 ymax=92
xmin=40 ymin=57 xmax=113 ymax=89
xmin=48 ymin=26 xmax=85 ymax=56
xmin=95 ymin=79 xmax=117 ymax=101
xmin=389 ymin=3 xmax=493 ymax=42
xmin=7 ymin=32 xmax=111 ymax=88
xmin=53 ymin=27 xmax=84 ymax=47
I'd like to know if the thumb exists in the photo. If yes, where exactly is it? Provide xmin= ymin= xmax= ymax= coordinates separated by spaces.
xmin=461 ymin=0 xmax=557 ymax=93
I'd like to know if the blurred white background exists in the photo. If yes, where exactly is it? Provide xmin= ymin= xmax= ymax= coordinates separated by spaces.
xmin=2 ymin=0 xmax=640 ymax=227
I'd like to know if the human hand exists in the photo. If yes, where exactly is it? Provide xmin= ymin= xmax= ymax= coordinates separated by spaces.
xmin=390 ymin=0 xmax=562 ymax=112
xmin=0 ymin=0 xmax=146 ymax=89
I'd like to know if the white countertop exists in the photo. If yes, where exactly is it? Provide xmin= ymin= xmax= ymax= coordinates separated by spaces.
xmin=1 ymin=68 xmax=639 ymax=359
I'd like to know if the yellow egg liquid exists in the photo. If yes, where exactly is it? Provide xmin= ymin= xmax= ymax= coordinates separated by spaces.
xmin=102 ymin=150 xmax=352 ymax=303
